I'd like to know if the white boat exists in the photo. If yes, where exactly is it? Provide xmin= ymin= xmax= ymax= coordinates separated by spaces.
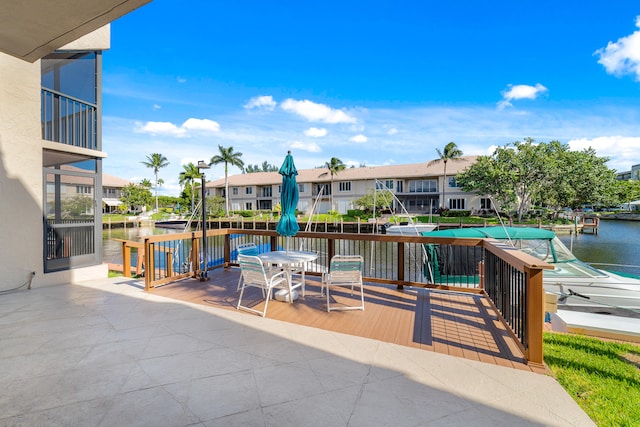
xmin=383 ymin=223 xmax=437 ymax=235
xmin=421 ymin=226 xmax=640 ymax=314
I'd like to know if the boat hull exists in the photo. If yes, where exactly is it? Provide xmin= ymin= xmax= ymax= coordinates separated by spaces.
xmin=421 ymin=226 xmax=640 ymax=314
xmin=155 ymin=220 xmax=188 ymax=229
xmin=384 ymin=224 xmax=437 ymax=234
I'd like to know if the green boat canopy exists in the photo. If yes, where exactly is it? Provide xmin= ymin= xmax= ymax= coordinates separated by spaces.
xmin=421 ymin=226 xmax=556 ymax=240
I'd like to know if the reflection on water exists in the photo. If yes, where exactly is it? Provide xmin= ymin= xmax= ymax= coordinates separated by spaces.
xmin=557 ymin=220 xmax=640 ymax=271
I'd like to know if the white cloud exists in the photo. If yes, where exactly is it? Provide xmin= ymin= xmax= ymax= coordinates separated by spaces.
xmin=280 ymin=99 xmax=357 ymax=124
xmin=289 ymin=141 xmax=321 ymax=152
xmin=387 ymin=127 xmax=398 ymax=135
xmin=497 ymin=83 xmax=548 ymax=109
xmin=594 ymin=16 xmax=640 ymax=81
xmin=180 ymin=157 xmax=202 ymax=166
xmin=153 ymin=104 xmax=161 ymax=110
xmin=244 ymin=95 xmax=277 ymax=111
xmin=182 ymin=118 xmax=220 ymax=132
xmin=349 ymin=134 xmax=368 ymax=143
xmin=177 ymin=77 xmax=187 ymax=83
xmin=344 ymin=160 xmax=360 ymax=168
xmin=136 ymin=121 xmax=185 ymax=137
xmin=135 ymin=118 xmax=220 ymax=137
xmin=304 ymin=127 xmax=327 ymax=137
xmin=568 ymin=136 xmax=640 ymax=171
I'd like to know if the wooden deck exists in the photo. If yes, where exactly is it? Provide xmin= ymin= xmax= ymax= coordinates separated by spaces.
xmin=150 ymin=267 xmax=546 ymax=373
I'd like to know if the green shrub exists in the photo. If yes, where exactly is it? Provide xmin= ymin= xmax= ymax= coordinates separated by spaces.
xmin=440 ymin=210 xmax=470 ymax=217
xmin=347 ymin=209 xmax=367 ymax=217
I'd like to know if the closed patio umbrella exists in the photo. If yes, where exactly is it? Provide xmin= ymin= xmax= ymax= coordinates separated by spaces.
xmin=276 ymin=151 xmax=300 ymax=253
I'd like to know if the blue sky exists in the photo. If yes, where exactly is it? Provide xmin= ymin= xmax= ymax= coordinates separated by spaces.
xmin=102 ymin=1 xmax=640 ymax=196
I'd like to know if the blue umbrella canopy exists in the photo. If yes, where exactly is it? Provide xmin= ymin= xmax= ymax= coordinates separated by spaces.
xmin=276 ymin=151 xmax=300 ymax=238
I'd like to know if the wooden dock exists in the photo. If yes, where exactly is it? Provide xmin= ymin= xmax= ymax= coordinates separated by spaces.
xmin=580 ymin=216 xmax=600 ymax=234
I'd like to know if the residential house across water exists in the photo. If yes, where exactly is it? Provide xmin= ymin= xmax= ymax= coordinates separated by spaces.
xmin=206 ymin=156 xmax=491 ymax=215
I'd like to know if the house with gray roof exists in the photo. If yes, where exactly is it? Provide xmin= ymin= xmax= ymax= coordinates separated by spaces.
xmin=207 ymin=155 xmax=491 ymax=215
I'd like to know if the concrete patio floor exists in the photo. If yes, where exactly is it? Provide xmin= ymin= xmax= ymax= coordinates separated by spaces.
xmin=0 ymin=277 xmax=595 ymax=426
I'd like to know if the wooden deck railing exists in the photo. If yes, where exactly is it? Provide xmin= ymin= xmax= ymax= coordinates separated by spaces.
xmin=117 ymin=228 xmax=552 ymax=366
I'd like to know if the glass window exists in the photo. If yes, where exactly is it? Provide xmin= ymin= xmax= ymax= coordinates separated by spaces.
xmin=315 ymin=184 xmax=331 ymax=196
xmin=385 ymin=180 xmax=393 ymax=189
xmin=261 ymin=187 xmax=272 ymax=197
xmin=41 ymin=51 xmax=97 ymax=104
xmin=76 ymin=185 xmax=92 ymax=194
xmin=246 ymin=187 xmax=253 ymax=195
xmin=232 ymin=187 xmax=238 ymax=195
xmin=449 ymin=198 xmax=466 ymax=210
xmin=338 ymin=182 xmax=351 ymax=192
xmin=245 ymin=202 xmax=253 ymax=210
xmin=396 ymin=181 xmax=403 ymax=193
xmin=480 ymin=198 xmax=492 ymax=209
xmin=298 ymin=183 xmax=305 ymax=193
xmin=449 ymin=177 xmax=462 ymax=188
xmin=409 ymin=179 xmax=437 ymax=193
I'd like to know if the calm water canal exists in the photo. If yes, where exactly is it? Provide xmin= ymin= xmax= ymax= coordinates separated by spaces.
xmin=557 ymin=219 xmax=640 ymax=271
xmin=102 ymin=220 xmax=640 ymax=269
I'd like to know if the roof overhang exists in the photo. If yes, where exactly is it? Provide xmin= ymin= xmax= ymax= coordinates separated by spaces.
xmin=0 ymin=0 xmax=151 ymax=62
xmin=103 ymin=198 xmax=123 ymax=207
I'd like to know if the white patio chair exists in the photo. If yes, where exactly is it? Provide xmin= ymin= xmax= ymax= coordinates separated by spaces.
xmin=236 ymin=242 xmax=260 ymax=291
xmin=325 ymin=255 xmax=365 ymax=312
xmin=237 ymin=255 xmax=301 ymax=317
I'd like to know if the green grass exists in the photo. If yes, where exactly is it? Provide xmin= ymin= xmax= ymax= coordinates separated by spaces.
xmin=544 ymin=332 xmax=640 ymax=426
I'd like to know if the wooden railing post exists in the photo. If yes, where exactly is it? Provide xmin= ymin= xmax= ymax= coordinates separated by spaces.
xmin=224 ymin=233 xmax=231 ymax=267
xmin=166 ymin=252 xmax=173 ymax=277
xmin=192 ymin=234 xmax=200 ymax=278
xmin=144 ymin=239 xmax=153 ymax=291
xmin=122 ymin=241 xmax=131 ymax=277
xmin=397 ymin=241 xmax=405 ymax=288
xmin=525 ymin=267 xmax=545 ymax=368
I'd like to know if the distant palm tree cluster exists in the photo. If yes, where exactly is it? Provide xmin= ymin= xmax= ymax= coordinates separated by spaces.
xmin=429 ymin=141 xmax=463 ymax=210
xmin=210 ymin=145 xmax=245 ymax=216
xmin=245 ymin=161 xmax=278 ymax=173
xmin=141 ymin=153 xmax=169 ymax=213
xmin=138 ymin=142 xmax=461 ymax=217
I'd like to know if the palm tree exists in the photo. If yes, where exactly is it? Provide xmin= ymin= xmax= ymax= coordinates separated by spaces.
xmin=141 ymin=153 xmax=169 ymax=213
xmin=324 ymin=157 xmax=346 ymax=211
xmin=139 ymin=178 xmax=152 ymax=189
xmin=179 ymin=163 xmax=201 ymax=213
xmin=429 ymin=142 xmax=463 ymax=209
xmin=210 ymin=145 xmax=244 ymax=216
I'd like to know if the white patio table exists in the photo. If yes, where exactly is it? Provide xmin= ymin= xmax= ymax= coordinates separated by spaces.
xmin=258 ymin=251 xmax=318 ymax=301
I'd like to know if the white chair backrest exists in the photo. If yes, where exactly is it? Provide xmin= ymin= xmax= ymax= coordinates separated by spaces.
xmin=329 ymin=255 xmax=363 ymax=281
xmin=238 ymin=254 xmax=268 ymax=285
xmin=237 ymin=242 xmax=259 ymax=257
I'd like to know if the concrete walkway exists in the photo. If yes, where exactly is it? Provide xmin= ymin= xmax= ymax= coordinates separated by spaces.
xmin=0 ymin=277 xmax=595 ymax=426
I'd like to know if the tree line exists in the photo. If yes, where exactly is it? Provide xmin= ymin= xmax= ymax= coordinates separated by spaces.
xmin=118 ymin=140 xmax=640 ymax=221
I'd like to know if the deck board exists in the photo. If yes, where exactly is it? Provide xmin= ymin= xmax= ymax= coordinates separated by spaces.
xmin=150 ymin=267 xmax=544 ymax=373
